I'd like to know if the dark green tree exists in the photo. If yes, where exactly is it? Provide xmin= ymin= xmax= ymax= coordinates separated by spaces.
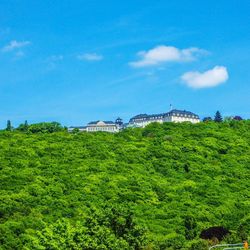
xmin=184 ymin=215 xmax=198 ymax=240
xmin=24 ymin=120 xmax=28 ymax=129
xmin=203 ymin=117 xmax=213 ymax=122
xmin=6 ymin=120 xmax=12 ymax=131
xmin=233 ymin=116 xmax=243 ymax=121
xmin=214 ymin=111 xmax=223 ymax=122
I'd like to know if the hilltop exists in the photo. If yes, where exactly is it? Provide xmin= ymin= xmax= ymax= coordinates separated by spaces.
xmin=0 ymin=121 xmax=250 ymax=249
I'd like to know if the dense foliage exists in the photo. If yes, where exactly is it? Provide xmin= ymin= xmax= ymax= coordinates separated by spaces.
xmin=16 ymin=122 xmax=65 ymax=133
xmin=0 ymin=121 xmax=250 ymax=249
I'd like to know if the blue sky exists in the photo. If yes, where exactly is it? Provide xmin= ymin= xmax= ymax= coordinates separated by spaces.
xmin=0 ymin=0 xmax=249 ymax=127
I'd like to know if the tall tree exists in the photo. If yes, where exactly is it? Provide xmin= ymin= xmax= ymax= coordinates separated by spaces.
xmin=24 ymin=120 xmax=29 ymax=131
xmin=214 ymin=111 xmax=223 ymax=122
xmin=6 ymin=120 xmax=12 ymax=131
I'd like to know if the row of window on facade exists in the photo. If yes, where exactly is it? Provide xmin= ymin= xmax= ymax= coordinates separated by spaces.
xmin=68 ymin=109 xmax=200 ymax=133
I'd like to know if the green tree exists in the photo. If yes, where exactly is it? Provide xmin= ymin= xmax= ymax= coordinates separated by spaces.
xmin=203 ymin=117 xmax=213 ymax=122
xmin=184 ymin=215 xmax=198 ymax=240
xmin=72 ymin=128 xmax=80 ymax=133
xmin=17 ymin=120 xmax=29 ymax=132
xmin=214 ymin=111 xmax=223 ymax=122
xmin=28 ymin=122 xmax=64 ymax=133
xmin=6 ymin=120 xmax=12 ymax=131
xmin=24 ymin=120 xmax=29 ymax=130
xmin=23 ymin=207 xmax=149 ymax=250
xmin=188 ymin=239 xmax=209 ymax=250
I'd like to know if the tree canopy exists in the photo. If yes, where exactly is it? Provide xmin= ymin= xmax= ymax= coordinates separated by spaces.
xmin=214 ymin=111 xmax=223 ymax=122
xmin=0 ymin=120 xmax=249 ymax=249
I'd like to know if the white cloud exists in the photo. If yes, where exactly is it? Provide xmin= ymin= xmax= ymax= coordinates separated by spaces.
xmin=181 ymin=66 xmax=229 ymax=89
xmin=129 ymin=45 xmax=207 ymax=68
xmin=45 ymin=55 xmax=64 ymax=70
xmin=2 ymin=40 xmax=31 ymax=52
xmin=77 ymin=53 xmax=103 ymax=61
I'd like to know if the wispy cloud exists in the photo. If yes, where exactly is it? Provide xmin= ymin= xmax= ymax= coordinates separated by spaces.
xmin=129 ymin=45 xmax=207 ymax=68
xmin=45 ymin=55 xmax=64 ymax=70
xmin=2 ymin=40 xmax=31 ymax=52
xmin=77 ymin=53 xmax=103 ymax=61
xmin=181 ymin=66 xmax=229 ymax=89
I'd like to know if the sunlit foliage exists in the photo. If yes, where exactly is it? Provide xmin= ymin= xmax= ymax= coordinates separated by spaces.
xmin=0 ymin=120 xmax=249 ymax=249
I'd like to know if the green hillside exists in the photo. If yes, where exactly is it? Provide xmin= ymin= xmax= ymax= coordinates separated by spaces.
xmin=0 ymin=121 xmax=250 ymax=249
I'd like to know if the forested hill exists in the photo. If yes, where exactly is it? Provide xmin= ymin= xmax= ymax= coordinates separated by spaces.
xmin=0 ymin=121 xmax=250 ymax=250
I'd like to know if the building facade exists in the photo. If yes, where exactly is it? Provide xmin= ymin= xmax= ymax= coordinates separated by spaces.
xmin=86 ymin=118 xmax=123 ymax=133
xmin=164 ymin=109 xmax=200 ymax=123
xmin=68 ymin=109 xmax=200 ymax=133
xmin=129 ymin=109 xmax=200 ymax=128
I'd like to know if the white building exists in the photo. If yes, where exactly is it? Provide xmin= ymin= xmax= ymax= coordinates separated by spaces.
xmin=86 ymin=120 xmax=121 ymax=133
xmin=164 ymin=109 xmax=200 ymax=123
xmin=68 ymin=110 xmax=200 ymax=133
xmin=68 ymin=118 xmax=123 ymax=133
xmin=129 ymin=109 xmax=200 ymax=128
